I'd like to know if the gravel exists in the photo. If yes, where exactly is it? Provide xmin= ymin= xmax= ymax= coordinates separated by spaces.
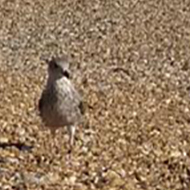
xmin=0 ymin=0 xmax=190 ymax=189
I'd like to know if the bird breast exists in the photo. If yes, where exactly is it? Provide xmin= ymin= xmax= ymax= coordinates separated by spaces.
xmin=49 ymin=77 xmax=81 ymax=125
xmin=54 ymin=77 xmax=76 ymax=103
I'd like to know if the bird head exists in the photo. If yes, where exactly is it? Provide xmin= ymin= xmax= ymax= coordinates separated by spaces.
xmin=46 ymin=55 xmax=71 ymax=80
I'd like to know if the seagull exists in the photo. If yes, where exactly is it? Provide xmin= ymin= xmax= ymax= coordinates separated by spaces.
xmin=38 ymin=55 xmax=84 ymax=151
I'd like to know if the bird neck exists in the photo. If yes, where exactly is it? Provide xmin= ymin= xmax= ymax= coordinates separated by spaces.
xmin=48 ymin=73 xmax=63 ymax=82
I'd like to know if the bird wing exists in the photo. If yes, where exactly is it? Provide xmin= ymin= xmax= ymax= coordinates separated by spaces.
xmin=38 ymin=95 xmax=44 ymax=114
xmin=74 ymin=89 xmax=85 ymax=115
xmin=38 ymin=91 xmax=47 ymax=115
xmin=78 ymin=100 xmax=85 ymax=115
xmin=67 ymin=85 xmax=84 ymax=115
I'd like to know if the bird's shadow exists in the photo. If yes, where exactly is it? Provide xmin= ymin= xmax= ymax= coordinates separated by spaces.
xmin=0 ymin=142 xmax=33 ymax=152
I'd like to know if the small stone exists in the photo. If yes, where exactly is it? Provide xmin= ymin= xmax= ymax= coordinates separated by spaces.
xmin=69 ymin=175 xmax=77 ymax=185
xmin=119 ymin=169 xmax=126 ymax=178
xmin=0 ymin=137 xmax=9 ymax=144
xmin=170 ymin=150 xmax=181 ymax=158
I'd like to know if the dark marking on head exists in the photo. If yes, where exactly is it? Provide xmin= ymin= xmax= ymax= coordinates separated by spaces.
xmin=48 ymin=57 xmax=59 ymax=70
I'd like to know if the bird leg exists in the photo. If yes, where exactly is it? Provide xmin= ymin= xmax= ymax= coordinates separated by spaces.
xmin=50 ymin=128 xmax=60 ymax=154
xmin=67 ymin=125 xmax=76 ymax=153
xmin=65 ymin=125 xmax=76 ymax=166
xmin=50 ymin=128 xmax=56 ymax=137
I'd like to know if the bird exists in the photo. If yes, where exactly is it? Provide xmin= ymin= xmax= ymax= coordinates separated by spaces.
xmin=38 ymin=55 xmax=84 ymax=151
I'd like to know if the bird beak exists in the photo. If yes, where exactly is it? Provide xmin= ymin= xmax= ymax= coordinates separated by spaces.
xmin=62 ymin=69 xmax=70 ymax=78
